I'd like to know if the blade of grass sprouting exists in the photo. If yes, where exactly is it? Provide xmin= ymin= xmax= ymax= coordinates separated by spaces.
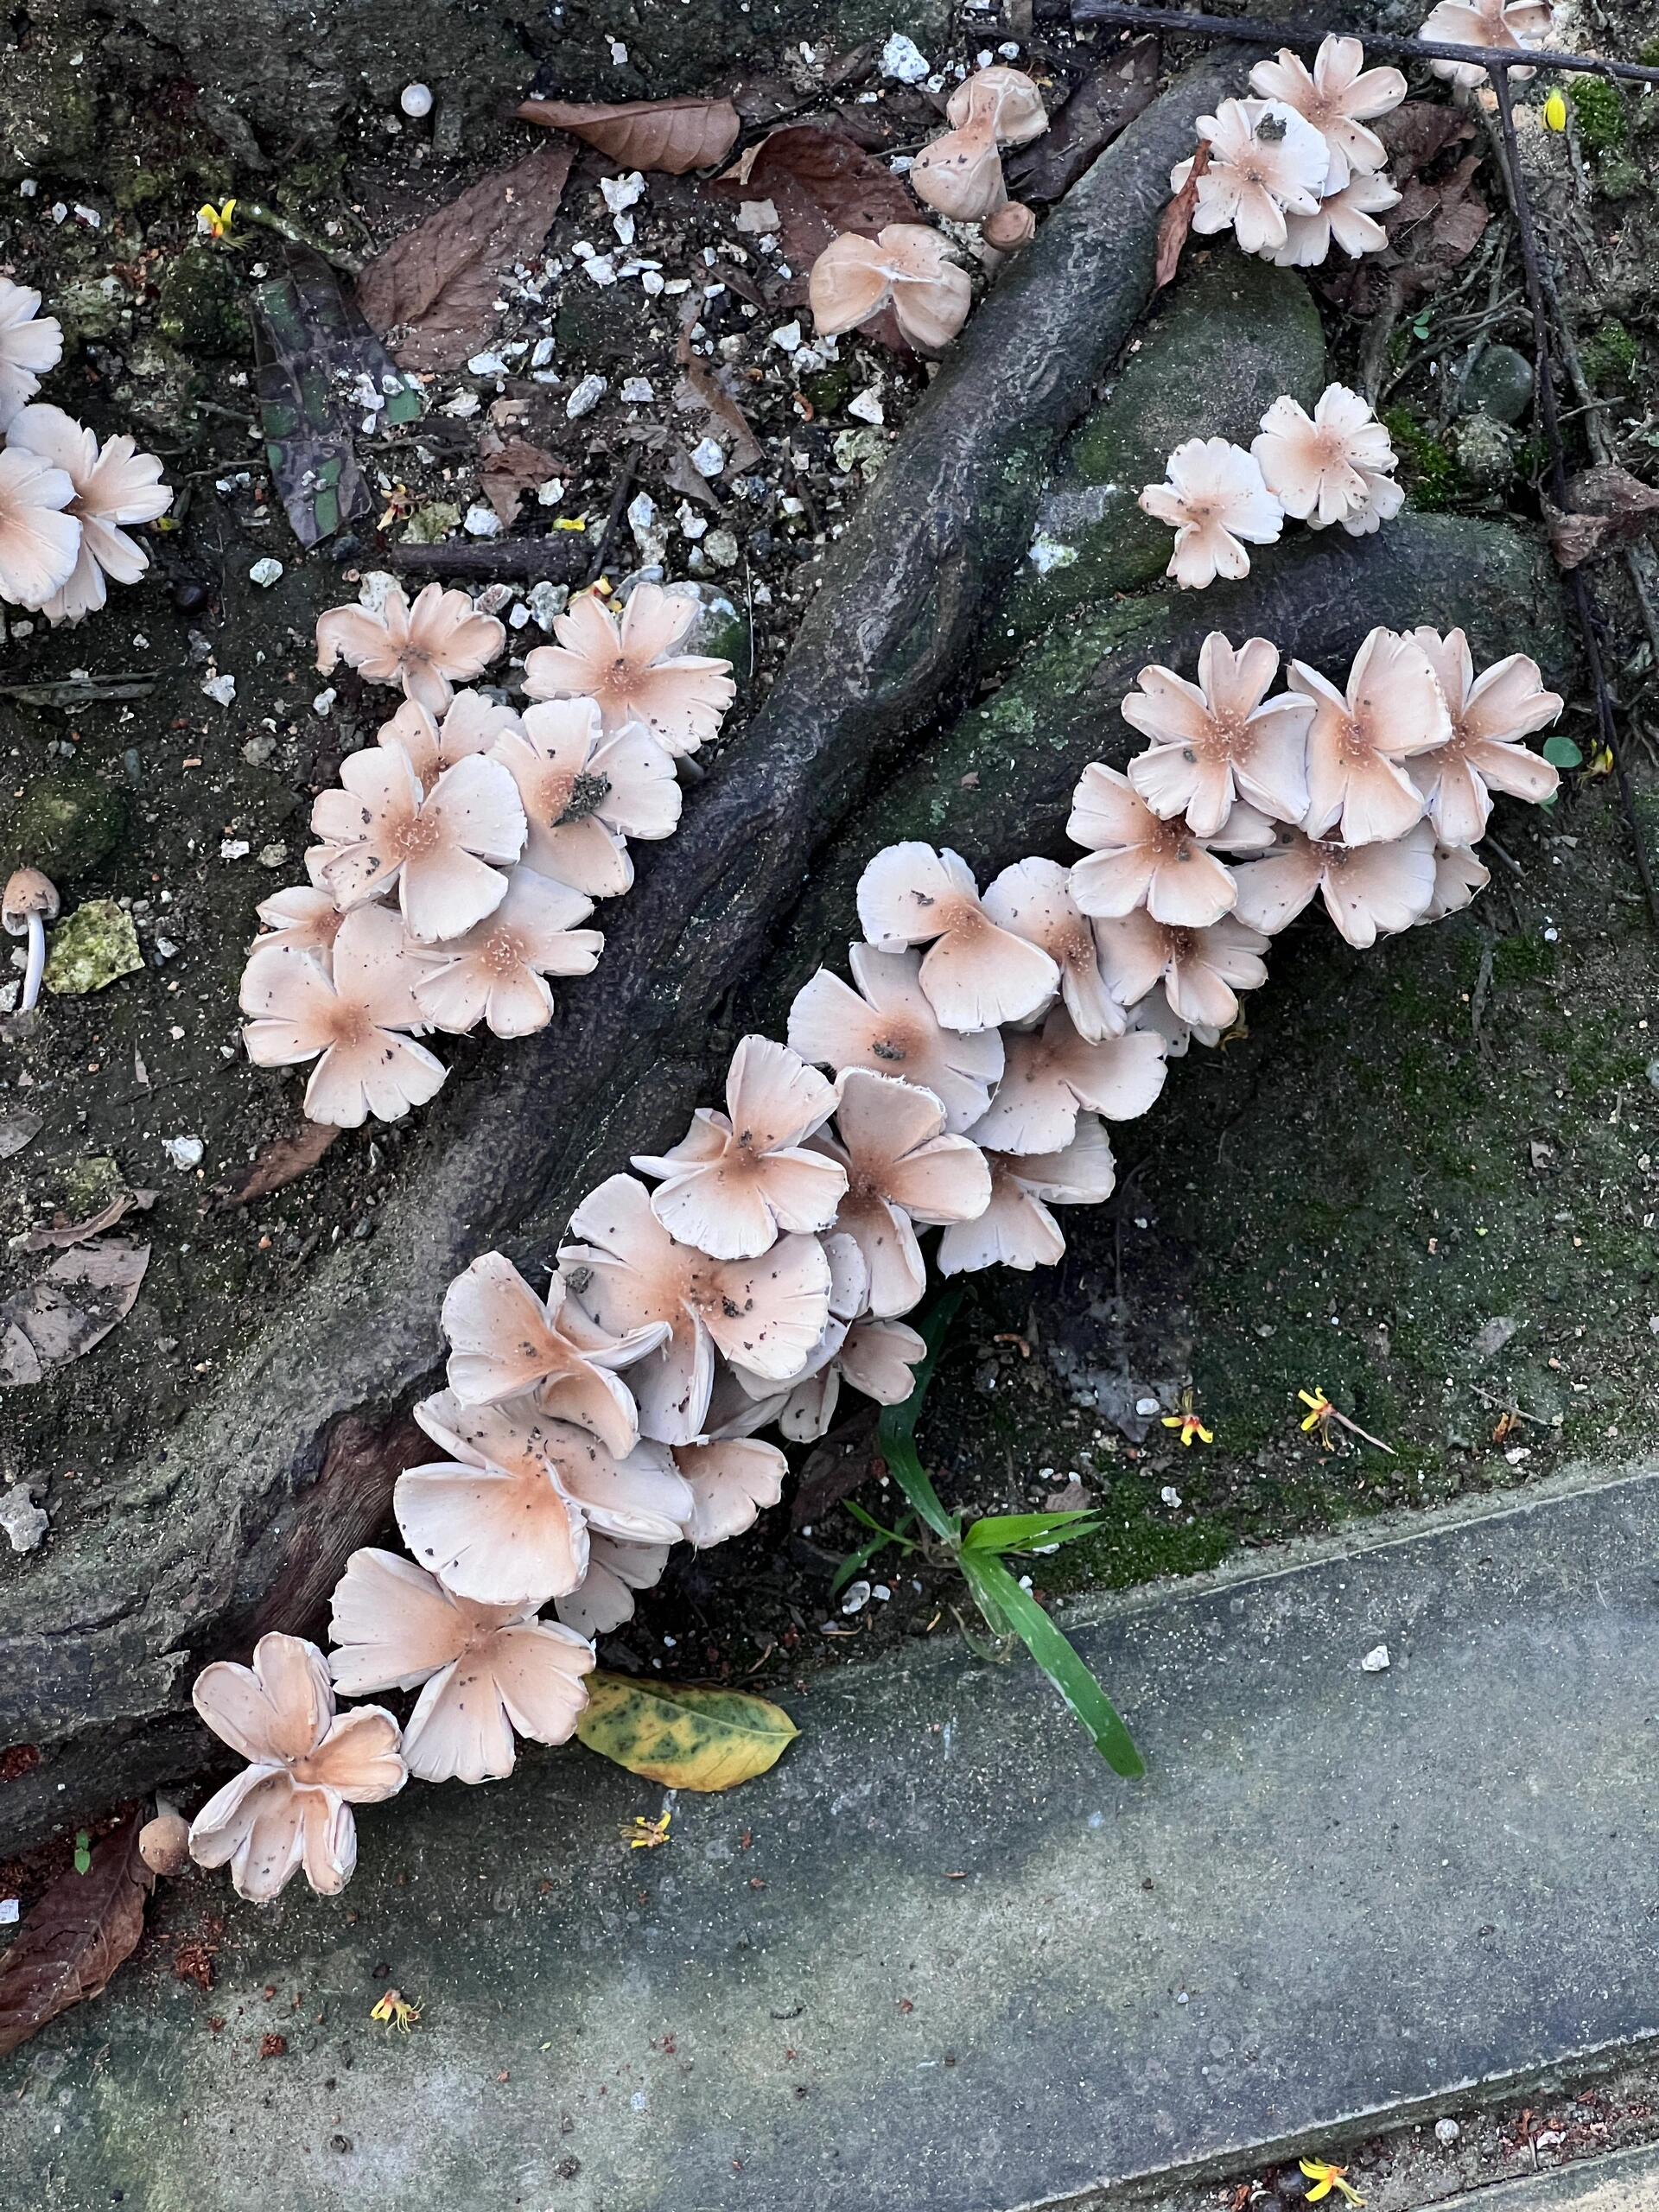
xmin=960 ymin=1510 xmax=1110 ymax=1555
xmin=830 ymin=1506 xmax=918 ymax=1597
xmin=958 ymin=1551 xmax=1143 ymax=1778
xmin=874 ymin=1287 xmax=962 ymax=1541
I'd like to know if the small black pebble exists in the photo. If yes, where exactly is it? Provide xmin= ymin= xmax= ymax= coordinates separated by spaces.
xmin=330 ymin=2134 xmax=353 ymax=2154
xmin=172 ymin=581 xmax=210 ymax=614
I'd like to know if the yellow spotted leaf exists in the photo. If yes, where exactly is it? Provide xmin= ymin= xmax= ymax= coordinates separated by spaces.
xmin=577 ymin=1672 xmax=799 ymax=1792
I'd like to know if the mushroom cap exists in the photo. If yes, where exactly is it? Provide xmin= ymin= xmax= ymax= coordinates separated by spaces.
xmin=3 ymin=865 xmax=59 ymax=932
xmin=947 ymin=64 xmax=1049 ymax=146
xmin=911 ymin=122 xmax=1008 ymax=222
xmin=138 ymin=1806 xmax=192 ymax=1876
xmin=982 ymin=201 xmax=1037 ymax=249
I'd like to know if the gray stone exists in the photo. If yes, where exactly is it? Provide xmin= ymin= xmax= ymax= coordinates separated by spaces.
xmin=1435 ymin=2145 xmax=1659 ymax=2208
xmin=999 ymin=251 xmax=1326 ymax=650
xmin=1463 ymin=343 xmax=1536 ymax=426
xmin=3 ymin=1463 xmax=1656 ymax=2210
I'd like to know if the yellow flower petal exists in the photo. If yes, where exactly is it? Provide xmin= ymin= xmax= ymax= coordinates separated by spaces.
xmin=1544 ymin=90 xmax=1567 ymax=130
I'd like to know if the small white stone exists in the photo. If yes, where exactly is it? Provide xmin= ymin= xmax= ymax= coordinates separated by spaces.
xmin=527 ymin=581 xmax=569 ymax=632
xmin=770 ymin=320 xmax=803 ymax=353
xmin=462 ymin=505 xmax=502 ymax=538
xmin=257 ymin=842 xmax=287 ymax=869
xmin=467 ymin=350 xmax=510 ymax=377
xmin=601 ymin=171 xmax=645 ymax=213
xmin=531 ymin=335 xmax=556 ymax=368
xmin=312 ymin=686 xmax=337 ymax=717
xmin=581 ymin=253 xmax=618 ymax=288
xmin=0 ymin=1898 xmax=18 ymax=1923
xmin=566 ymin=373 xmax=607 ymax=420
xmin=1435 ymin=2120 xmax=1461 ymax=2145
xmin=607 ymin=35 xmax=628 ymax=63
xmin=442 ymin=388 xmax=481 ymax=419
xmin=626 ymin=491 xmax=658 ymax=540
xmin=1360 ymin=1643 xmax=1391 ymax=1674
xmin=1135 ymin=1394 xmax=1161 ymax=1417
xmin=690 ymin=436 xmax=727 ymax=479
xmin=200 ymin=671 xmax=236 ymax=706
xmin=248 ymin=556 xmax=283 ymax=588
xmin=536 ymin=477 xmax=567 ymax=506
xmin=620 ymin=375 xmax=655 ymax=404
xmin=880 ymin=31 xmax=931 ymax=80
xmin=848 ymin=387 xmax=885 ymax=425
xmin=400 ymin=82 xmax=433 ymax=118
xmin=703 ymin=528 xmax=740 ymax=569
xmin=841 ymin=1579 xmax=872 ymax=1615
xmin=219 ymin=838 xmax=250 ymax=861
xmin=0 ymin=1484 xmax=48 ymax=1554
xmin=677 ymin=501 xmax=709 ymax=541
xmin=163 ymin=1134 xmax=205 ymax=1171
xmin=1160 ymin=1484 xmax=1182 ymax=1509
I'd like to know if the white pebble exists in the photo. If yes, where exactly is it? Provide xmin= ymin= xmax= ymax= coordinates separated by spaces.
xmin=620 ymin=375 xmax=654 ymax=404
xmin=848 ymin=388 xmax=885 ymax=426
xmin=880 ymin=31 xmax=931 ymax=80
xmin=841 ymin=1580 xmax=872 ymax=1615
xmin=248 ymin=557 xmax=283 ymax=588
xmin=1160 ymin=1484 xmax=1182 ymax=1509
xmin=566 ymin=373 xmax=607 ymax=420
xmin=200 ymin=671 xmax=236 ymax=706
xmin=1360 ymin=1643 xmax=1391 ymax=1674
xmin=690 ymin=436 xmax=727 ymax=479
xmin=1435 ymin=2120 xmax=1461 ymax=2145
xmin=464 ymin=505 xmax=503 ymax=538
xmin=399 ymin=82 xmax=433 ymax=118
xmin=163 ymin=1135 xmax=205 ymax=1171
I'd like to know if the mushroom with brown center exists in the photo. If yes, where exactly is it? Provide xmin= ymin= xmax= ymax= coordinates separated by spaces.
xmin=310 ymin=744 xmax=526 ymax=943
xmin=787 ymin=943 xmax=1006 ymax=1132
xmin=315 ymin=582 xmax=506 ymax=715
xmin=911 ymin=64 xmax=1048 ymax=223
xmin=5 ymin=405 xmax=171 ymax=623
xmin=811 ymin=1068 xmax=992 ymax=1316
xmin=1230 ymin=820 xmax=1438 ymax=947
xmin=1139 ymin=437 xmax=1285 ymax=590
xmin=1066 ymin=764 xmax=1271 ymax=927
xmin=1248 ymin=36 xmax=1406 ymax=192
xmin=938 ymin=1116 xmax=1119 ymax=1274
xmin=3 ymin=867 xmax=59 ymax=1014
xmin=1092 ymin=908 xmax=1272 ymax=1030
xmin=1289 ymin=626 xmax=1449 ymax=845
xmin=969 ymin=1008 xmax=1169 ymax=1157
xmin=1180 ymin=97 xmax=1331 ymax=256
xmin=491 ymin=696 xmax=681 ymax=898
xmin=855 ymin=842 xmax=1060 ymax=1032
xmin=980 ymin=857 xmax=1126 ymax=1041
xmin=1253 ymin=386 xmax=1400 ymax=532
xmin=522 ymin=582 xmax=734 ymax=757
xmin=1405 ymin=627 xmax=1562 ymax=842
xmin=1121 ymin=633 xmax=1315 ymax=834
xmin=414 ymin=867 xmax=602 ymax=1039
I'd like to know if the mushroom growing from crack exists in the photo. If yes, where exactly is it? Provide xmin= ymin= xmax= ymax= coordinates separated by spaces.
xmin=809 ymin=226 xmax=974 ymax=353
xmin=315 ymin=581 xmax=506 ymax=715
xmin=188 ymin=1632 xmax=404 ymax=1903
xmin=1139 ymin=437 xmax=1285 ymax=590
xmin=911 ymin=63 xmax=1048 ymax=223
xmin=3 ymin=867 xmax=58 ymax=1014
xmin=855 ymin=842 xmax=1060 ymax=1031
xmin=523 ymin=582 xmax=734 ymax=756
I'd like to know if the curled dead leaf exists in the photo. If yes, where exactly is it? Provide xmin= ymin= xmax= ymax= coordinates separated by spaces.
xmin=0 ymin=1239 xmax=149 ymax=1387
xmin=517 ymin=96 xmax=741 ymax=175
xmin=1154 ymin=141 xmax=1209 ymax=292
xmin=21 ymin=1188 xmax=156 ymax=1251
xmin=0 ymin=1819 xmax=153 ymax=2060
xmin=219 ymin=1120 xmax=341 ymax=1208
xmin=674 ymin=297 xmax=765 ymax=471
xmin=1544 ymin=465 xmax=1659 ymax=569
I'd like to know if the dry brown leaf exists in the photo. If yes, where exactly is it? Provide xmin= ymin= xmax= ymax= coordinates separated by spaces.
xmin=1544 ymin=465 xmax=1659 ymax=569
xmin=1154 ymin=141 xmax=1209 ymax=291
xmin=0 ymin=1239 xmax=150 ymax=1387
xmin=674 ymin=298 xmax=765 ymax=470
xmin=22 ymin=1189 xmax=156 ymax=1252
xmin=0 ymin=1820 xmax=153 ymax=2060
xmin=1376 ymin=99 xmax=1472 ymax=181
xmin=219 ymin=1121 xmax=340 ymax=1207
xmin=516 ymin=97 xmax=740 ymax=175
xmin=357 ymin=143 xmax=575 ymax=373
xmin=480 ymin=435 xmax=563 ymax=525
xmin=1006 ymin=36 xmax=1160 ymax=203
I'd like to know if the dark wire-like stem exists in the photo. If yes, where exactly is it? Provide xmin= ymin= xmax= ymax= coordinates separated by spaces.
xmin=1064 ymin=2 xmax=1659 ymax=87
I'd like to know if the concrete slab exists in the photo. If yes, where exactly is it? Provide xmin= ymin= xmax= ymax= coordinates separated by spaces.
xmin=1436 ymin=2144 xmax=1659 ymax=2208
xmin=3 ymin=1464 xmax=1657 ymax=2212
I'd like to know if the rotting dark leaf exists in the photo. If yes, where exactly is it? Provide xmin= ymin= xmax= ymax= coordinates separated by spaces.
xmin=1154 ymin=141 xmax=1209 ymax=292
xmin=219 ymin=1122 xmax=340 ymax=1208
xmin=516 ymin=96 xmax=741 ymax=175
xmin=0 ymin=1239 xmax=150 ymax=1388
xmin=480 ymin=435 xmax=563 ymax=526
xmin=674 ymin=299 xmax=765 ymax=471
xmin=0 ymin=1819 xmax=153 ymax=2061
xmin=0 ymin=1109 xmax=44 ymax=1160
xmin=1006 ymin=36 xmax=1159 ymax=203
xmin=1544 ymin=466 xmax=1659 ymax=569
xmin=357 ymin=143 xmax=575 ymax=374
xmin=1376 ymin=99 xmax=1472 ymax=181
xmin=253 ymin=248 xmax=422 ymax=549
xmin=22 ymin=1188 xmax=156 ymax=1251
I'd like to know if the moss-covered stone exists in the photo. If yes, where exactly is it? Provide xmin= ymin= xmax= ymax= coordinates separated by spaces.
xmin=0 ymin=37 xmax=99 ymax=181
xmin=156 ymin=248 xmax=251 ymax=355
xmin=7 ymin=767 xmax=127 ymax=882
xmin=1581 ymin=319 xmax=1639 ymax=390
xmin=1569 ymin=74 xmax=1628 ymax=155
xmin=1461 ymin=344 xmax=1534 ymax=426
xmin=1381 ymin=406 xmax=1465 ymax=512
xmin=997 ymin=253 xmax=1325 ymax=652
xmin=42 ymin=900 xmax=143 ymax=995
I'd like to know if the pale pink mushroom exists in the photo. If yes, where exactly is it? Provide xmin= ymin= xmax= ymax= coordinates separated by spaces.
xmin=674 ymin=1437 xmax=789 ymax=1547
xmin=414 ymin=866 xmax=601 ymax=1039
xmin=938 ymin=1116 xmax=1118 ymax=1274
xmin=1188 ymin=98 xmax=1331 ymax=255
xmin=379 ymin=690 xmax=523 ymax=794
xmin=311 ymin=745 xmax=525 ymax=943
xmin=1268 ymin=169 xmax=1401 ymax=268
xmin=1139 ymin=437 xmax=1284 ymax=590
xmin=492 ymin=697 xmax=681 ymax=899
xmin=981 ymin=857 xmax=1125 ymax=1040
xmin=1066 ymin=764 xmax=1270 ymax=927
xmin=188 ymin=1633 xmax=404 ymax=1903
xmin=0 ymin=443 xmax=79 ymax=610
xmin=522 ymin=582 xmax=734 ymax=757
xmin=778 ymin=1315 xmax=927 ymax=1440
xmin=0 ymin=281 xmax=63 ymax=429
xmin=855 ymin=843 xmax=1059 ymax=1032
xmin=911 ymin=65 xmax=1047 ymax=222
xmin=328 ymin=1548 xmax=594 ymax=1785
xmin=1290 ymin=626 xmax=1448 ymax=844
xmin=1231 ymin=820 xmax=1437 ymax=947
xmin=555 ymin=1535 xmax=673 ymax=1639
xmin=726 ymin=1229 xmax=870 ymax=1413
xmin=251 ymin=885 xmax=344 ymax=958
xmin=632 ymin=1035 xmax=846 ymax=1260
xmin=440 ymin=1249 xmax=669 ymax=1451
xmin=1248 ymin=37 xmax=1407 ymax=191
xmin=1122 ymin=633 xmax=1314 ymax=833
xmin=397 ymin=1388 xmax=693 ymax=1607
xmin=1339 ymin=456 xmax=1407 ymax=537
xmin=1093 ymin=908 xmax=1271 ymax=1029
xmin=808 ymin=226 xmax=973 ymax=353
xmin=787 ymin=943 xmax=1006 ymax=1133
xmin=239 ymin=905 xmax=446 ymax=1128
xmin=1253 ymin=385 xmax=1399 ymax=531
xmin=560 ymin=1173 xmax=833 ymax=1444
xmin=969 ymin=1009 xmax=1168 ymax=1155
xmin=811 ymin=1068 xmax=991 ymax=1317
xmin=316 ymin=582 xmax=505 ymax=715
xmin=1423 ymin=842 xmax=1491 ymax=921
xmin=1405 ymin=626 xmax=1562 ymax=842
xmin=6 ymin=404 xmax=170 ymax=623
xmin=1420 ymin=0 xmax=1554 ymax=85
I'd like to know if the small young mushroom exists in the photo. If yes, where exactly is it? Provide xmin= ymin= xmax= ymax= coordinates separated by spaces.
xmin=982 ymin=202 xmax=1037 ymax=251
xmin=912 ymin=65 xmax=1048 ymax=224
xmin=3 ymin=867 xmax=59 ymax=1013
xmin=138 ymin=1800 xmax=192 ymax=1877
xmin=809 ymin=226 xmax=973 ymax=353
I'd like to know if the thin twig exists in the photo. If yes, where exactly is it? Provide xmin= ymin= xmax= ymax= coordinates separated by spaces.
xmin=1065 ymin=2 xmax=1659 ymax=86
xmin=584 ymin=460 xmax=636 ymax=587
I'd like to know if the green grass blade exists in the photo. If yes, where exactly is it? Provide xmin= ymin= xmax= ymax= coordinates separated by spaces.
xmin=961 ymin=1510 xmax=1109 ymax=1555
xmin=874 ymin=1288 xmax=963 ymax=1542
xmin=959 ymin=1552 xmax=1144 ymax=1778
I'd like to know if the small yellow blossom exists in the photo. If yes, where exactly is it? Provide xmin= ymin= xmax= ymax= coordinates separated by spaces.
xmin=551 ymin=515 xmax=589 ymax=532
xmin=1161 ymin=1389 xmax=1212 ymax=1448
xmin=1299 ymin=1387 xmax=1336 ymax=1446
xmin=1587 ymin=744 xmax=1615 ymax=778
xmin=1543 ymin=90 xmax=1567 ymax=131
xmin=370 ymin=1988 xmax=420 ymax=2031
xmin=196 ymin=199 xmax=237 ymax=242
xmin=624 ymin=1810 xmax=671 ymax=1850
xmin=1300 ymin=2158 xmax=1364 ymax=2205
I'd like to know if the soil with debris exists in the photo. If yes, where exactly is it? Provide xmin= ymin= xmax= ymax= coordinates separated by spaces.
xmin=3 ymin=0 xmax=1659 ymax=1815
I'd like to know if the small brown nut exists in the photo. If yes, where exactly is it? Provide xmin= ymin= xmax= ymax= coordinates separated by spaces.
xmin=138 ymin=1807 xmax=192 ymax=1877
xmin=982 ymin=202 xmax=1037 ymax=251
xmin=3 ymin=867 xmax=59 ymax=935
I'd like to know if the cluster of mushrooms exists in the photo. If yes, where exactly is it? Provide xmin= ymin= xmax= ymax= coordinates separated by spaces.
xmin=1141 ymin=381 xmax=1402 ymax=589
xmin=238 ymin=581 xmax=734 ymax=1126
xmin=809 ymin=64 xmax=1048 ymax=353
xmin=0 ymin=280 xmax=171 ymax=622
xmin=187 ymin=613 xmax=1563 ymax=1903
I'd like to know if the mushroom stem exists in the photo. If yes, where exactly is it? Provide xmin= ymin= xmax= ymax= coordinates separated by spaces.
xmin=20 ymin=914 xmax=45 ymax=1012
